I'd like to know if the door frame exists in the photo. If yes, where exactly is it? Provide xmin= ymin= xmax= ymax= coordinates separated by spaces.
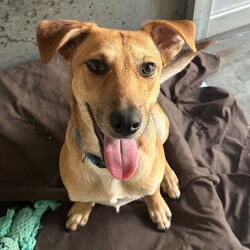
xmin=186 ymin=0 xmax=250 ymax=40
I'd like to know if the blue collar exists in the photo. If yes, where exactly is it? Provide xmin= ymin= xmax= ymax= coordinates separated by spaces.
xmin=74 ymin=128 xmax=106 ymax=168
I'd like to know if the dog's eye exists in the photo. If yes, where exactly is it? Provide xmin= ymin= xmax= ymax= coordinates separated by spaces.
xmin=140 ymin=62 xmax=156 ymax=77
xmin=86 ymin=59 xmax=108 ymax=75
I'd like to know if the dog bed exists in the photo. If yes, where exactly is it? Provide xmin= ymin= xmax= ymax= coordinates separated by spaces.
xmin=0 ymin=52 xmax=249 ymax=250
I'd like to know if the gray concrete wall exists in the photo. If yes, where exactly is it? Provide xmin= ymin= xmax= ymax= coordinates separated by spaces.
xmin=0 ymin=0 xmax=185 ymax=70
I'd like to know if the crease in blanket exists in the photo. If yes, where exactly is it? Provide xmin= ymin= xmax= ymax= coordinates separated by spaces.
xmin=0 ymin=200 xmax=60 ymax=250
xmin=178 ymin=168 xmax=220 ymax=189
xmin=238 ymin=130 xmax=250 ymax=174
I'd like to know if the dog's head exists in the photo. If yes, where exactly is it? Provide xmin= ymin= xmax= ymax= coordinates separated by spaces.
xmin=37 ymin=20 xmax=196 ymax=140
xmin=37 ymin=20 xmax=196 ymax=180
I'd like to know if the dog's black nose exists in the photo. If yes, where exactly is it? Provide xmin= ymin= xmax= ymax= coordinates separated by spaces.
xmin=110 ymin=107 xmax=141 ymax=136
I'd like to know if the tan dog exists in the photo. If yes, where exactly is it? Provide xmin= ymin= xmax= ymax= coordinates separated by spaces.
xmin=36 ymin=19 xmax=202 ymax=231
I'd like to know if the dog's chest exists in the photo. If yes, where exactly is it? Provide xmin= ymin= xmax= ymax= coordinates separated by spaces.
xmin=84 ymin=163 xmax=142 ymax=210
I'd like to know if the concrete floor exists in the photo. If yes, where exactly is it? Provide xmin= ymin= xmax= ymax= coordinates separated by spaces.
xmin=205 ymin=24 xmax=250 ymax=124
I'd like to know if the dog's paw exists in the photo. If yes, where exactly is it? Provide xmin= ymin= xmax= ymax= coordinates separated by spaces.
xmin=66 ymin=202 xmax=94 ymax=231
xmin=147 ymin=196 xmax=172 ymax=231
xmin=161 ymin=168 xmax=180 ymax=199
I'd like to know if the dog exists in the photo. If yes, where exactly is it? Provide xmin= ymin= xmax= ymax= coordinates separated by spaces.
xmin=36 ymin=19 xmax=209 ymax=231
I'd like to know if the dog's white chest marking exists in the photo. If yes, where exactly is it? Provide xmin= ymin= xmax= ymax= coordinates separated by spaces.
xmin=110 ymin=197 xmax=133 ymax=213
xmin=82 ymin=161 xmax=141 ymax=211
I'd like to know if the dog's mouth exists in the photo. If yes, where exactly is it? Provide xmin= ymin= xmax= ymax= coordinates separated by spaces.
xmin=86 ymin=103 xmax=139 ymax=180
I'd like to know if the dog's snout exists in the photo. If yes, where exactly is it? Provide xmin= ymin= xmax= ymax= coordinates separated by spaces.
xmin=110 ymin=107 xmax=141 ymax=136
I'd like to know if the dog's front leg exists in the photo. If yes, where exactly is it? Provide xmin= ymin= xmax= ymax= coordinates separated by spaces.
xmin=161 ymin=162 xmax=180 ymax=199
xmin=144 ymin=187 xmax=172 ymax=231
xmin=66 ymin=201 xmax=95 ymax=231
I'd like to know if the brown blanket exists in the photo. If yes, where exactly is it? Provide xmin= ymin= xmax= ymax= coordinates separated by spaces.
xmin=0 ymin=53 xmax=249 ymax=249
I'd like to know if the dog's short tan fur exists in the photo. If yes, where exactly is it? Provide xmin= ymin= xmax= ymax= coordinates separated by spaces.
xmin=37 ymin=19 xmax=198 ymax=231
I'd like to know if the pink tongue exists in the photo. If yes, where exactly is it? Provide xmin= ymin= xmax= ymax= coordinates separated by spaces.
xmin=104 ymin=136 xmax=138 ymax=180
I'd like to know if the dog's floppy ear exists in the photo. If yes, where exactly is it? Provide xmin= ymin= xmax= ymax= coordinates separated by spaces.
xmin=141 ymin=20 xmax=196 ymax=65
xmin=36 ymin=20 xmax=95 ymax=64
